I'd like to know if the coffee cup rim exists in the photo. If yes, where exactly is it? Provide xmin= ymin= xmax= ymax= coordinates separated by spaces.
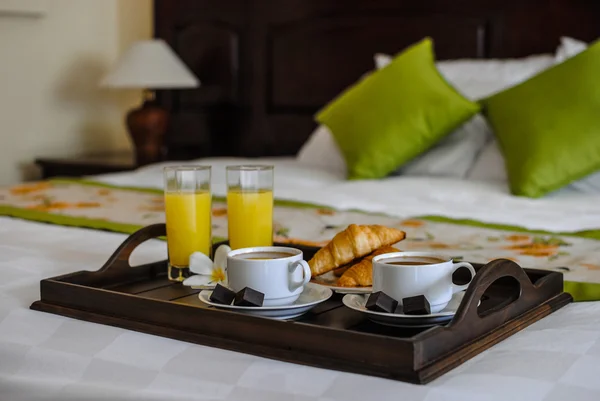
xmin=227 ymin=246 xmax=302 ymax=261
xmin=372 ymin=251 xmax=450 ymax=266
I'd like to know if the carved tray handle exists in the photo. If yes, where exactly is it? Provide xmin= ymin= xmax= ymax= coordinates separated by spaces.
xmin=98 ymin=223 xmax=166 ymax=273
xmin=448 ymin=259 xmax=563 ymax=330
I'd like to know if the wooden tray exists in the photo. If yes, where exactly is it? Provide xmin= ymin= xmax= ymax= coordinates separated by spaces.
xmin=30 ymin=223 xmax=573 ymax=384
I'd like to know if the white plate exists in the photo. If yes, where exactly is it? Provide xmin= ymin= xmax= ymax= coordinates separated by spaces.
xmin=311 ymin=271 xmax=372 ymax=294
xmin=342 ymin=291 xmax=468 ymax=328
xmin=198 ymin=282 xmax=333 ymax=320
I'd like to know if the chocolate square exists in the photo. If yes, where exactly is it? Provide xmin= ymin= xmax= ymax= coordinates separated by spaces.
xmin=233 ymin=287 xmax=265 ymax=307
xmin=402 ymin=295 xmax=431 ymax=315
xmin=365 ymin=291 xmax=398 ymax=313
xmin=209 ymin=283 xmax=236 ymax=305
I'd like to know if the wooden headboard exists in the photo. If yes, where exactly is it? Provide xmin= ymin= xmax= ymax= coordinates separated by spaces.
xmin=154 ymin=0 xmax=600 ymax=160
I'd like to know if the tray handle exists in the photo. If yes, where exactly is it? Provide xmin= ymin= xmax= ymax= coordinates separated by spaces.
xmin=98 ymin=223 xmax=166 ymax=272
xmin=448 ymin=259 xmax=557 ymax=329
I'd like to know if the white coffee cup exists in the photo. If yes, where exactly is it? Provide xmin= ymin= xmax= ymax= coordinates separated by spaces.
xmin=372 ymin=252 xmax=476 ymax=313
xmin=226 ymin=246 xmax=312 ymax=306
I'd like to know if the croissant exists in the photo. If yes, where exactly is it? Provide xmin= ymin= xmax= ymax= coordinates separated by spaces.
xmin=308 ymin=224 xmax=406 ymax=276
xmin=333 ymin=245 xmax=398 ymax=277
xmin=337 ymin=246 xmax=400 ymax=287
xmin=333 ymin=263 xmax=352 ymax=277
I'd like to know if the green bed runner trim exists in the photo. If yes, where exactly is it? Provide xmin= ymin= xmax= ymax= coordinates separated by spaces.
xmin=0 ymin=205 xmax=227 ymax=244
xmin=2 ymin=177 xmax=599 ymax=302
xmin=564 ymin=281 xmax=600 ymax=302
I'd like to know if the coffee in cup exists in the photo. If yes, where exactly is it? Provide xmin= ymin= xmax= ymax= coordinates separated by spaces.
xmin=372 ymin=252 xmax=476 ymax=313
xmin=227 ymin=246 xmax=311 ymax=306
xmin=386 ymin=256 xmax=445 ymax=266
xmin=233 ymin=251 xmax=296 ymax=260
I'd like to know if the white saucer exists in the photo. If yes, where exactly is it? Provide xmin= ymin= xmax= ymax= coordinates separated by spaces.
xmin=198 ymin=283 xmax=333 ymax=320
xmin=342 ymin=291 xmax=467 ymax=328
xmin=311 ymin=271 xmax=372 ymax=294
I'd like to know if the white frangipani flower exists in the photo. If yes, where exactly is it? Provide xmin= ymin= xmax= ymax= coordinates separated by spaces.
xmin=182 ymin=244 xmax=230 ymax=288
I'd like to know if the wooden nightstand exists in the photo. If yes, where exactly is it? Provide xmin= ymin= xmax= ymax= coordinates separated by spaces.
xmin=35 ymin=151 xmax=138 ymax=179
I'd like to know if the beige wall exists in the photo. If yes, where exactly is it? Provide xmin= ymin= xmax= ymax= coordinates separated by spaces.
xmin=0 ymin=0 xmax=153 ymax=185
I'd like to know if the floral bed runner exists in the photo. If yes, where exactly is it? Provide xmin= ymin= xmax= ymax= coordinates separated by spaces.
xmin=2 ymin=179 xmax=600 ymax=300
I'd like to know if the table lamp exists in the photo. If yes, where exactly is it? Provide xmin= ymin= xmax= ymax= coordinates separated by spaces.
xmin=100 ymin=39 xmax=200 ymax=165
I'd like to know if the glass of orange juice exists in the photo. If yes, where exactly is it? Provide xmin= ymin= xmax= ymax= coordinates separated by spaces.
xmin=163 ymin=166 xmax=212 ymax=282
xmin=226 ymin=165 xmax=274 ymax=250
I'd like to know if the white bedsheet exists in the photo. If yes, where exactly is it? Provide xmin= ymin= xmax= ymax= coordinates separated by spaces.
xmin=2 ymin=218 xmax=600 ymax=400
xmin=3 ymin=158 xmax=600 ymax=400
xmin=95 ymin=157 xmax=600 ymax=233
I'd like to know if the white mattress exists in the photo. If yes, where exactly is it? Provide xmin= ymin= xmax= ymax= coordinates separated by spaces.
xmin=3 ymin=158 xmax=600 ymax=400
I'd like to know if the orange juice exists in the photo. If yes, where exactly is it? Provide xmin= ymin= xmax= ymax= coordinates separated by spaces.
xmin=227 ymin=189 xmax=273 ymax=249
xmin=164 ymin=191 xmax=212 ymax=267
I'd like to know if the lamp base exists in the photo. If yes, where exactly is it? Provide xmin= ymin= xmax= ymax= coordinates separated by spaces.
xmin=126 ymin=101 xmax=168 ymax=166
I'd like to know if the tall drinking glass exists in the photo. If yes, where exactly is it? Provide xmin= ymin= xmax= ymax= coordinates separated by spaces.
xmin=226 ymin=165 xmax=274 ymax=250
xmin=163 ymin=166 xmax=212 ymax=282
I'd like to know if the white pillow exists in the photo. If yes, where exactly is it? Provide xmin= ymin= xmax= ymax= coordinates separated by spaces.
xmin=465 ymin=140 xmax=508 ymax=182
xmin=555 ymin=36 xmax=588 ymax=62
xmin=375 ymin=53 xmax=555 ymax=100
xmin=391 ymin=114 xmax=490 ymax=178
xmin=297 ymin=117 xmax=491 ymax=179
xmin=568 ymin=173 xmax=600 ymax=194
xmin=296 ymin=125 xmax=347 ymax=176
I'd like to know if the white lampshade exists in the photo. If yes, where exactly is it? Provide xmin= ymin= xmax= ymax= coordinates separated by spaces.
xmin=100 ymin=39 xmax=200 ymax=89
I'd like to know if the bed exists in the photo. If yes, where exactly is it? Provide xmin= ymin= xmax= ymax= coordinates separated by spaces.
xmin=2 ymin=0 xmax=600 ymax=399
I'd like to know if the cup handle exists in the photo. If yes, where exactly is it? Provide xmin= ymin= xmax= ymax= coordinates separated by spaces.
xmin=451 ymin=262 xmax=476 ymax=294
xmin=288 ymin=260 xmax=312 ymax=291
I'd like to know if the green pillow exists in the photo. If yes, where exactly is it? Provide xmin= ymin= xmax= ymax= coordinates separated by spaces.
xmin=315 ymin=37 xmax=480 ymax=180
xmin=481 ymin=39 xmax=600 ymax=198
